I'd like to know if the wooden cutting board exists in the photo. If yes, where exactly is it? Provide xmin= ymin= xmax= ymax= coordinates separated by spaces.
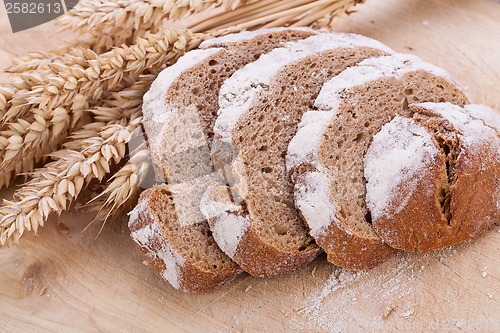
xmin=1 ymin=0 xmax=499 ymax=332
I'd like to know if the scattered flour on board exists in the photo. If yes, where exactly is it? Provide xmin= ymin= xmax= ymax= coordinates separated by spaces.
xmin=298 ymin=247 xmax=462 ymax=333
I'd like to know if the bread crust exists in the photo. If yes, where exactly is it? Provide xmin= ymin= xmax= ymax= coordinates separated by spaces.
xmin=201 ymin=182 xmax=322 ymax=277
xmin=370 ymin=103 xmax=500 ymax=253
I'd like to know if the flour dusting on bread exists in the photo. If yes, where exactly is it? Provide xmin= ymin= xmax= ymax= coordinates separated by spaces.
xmin=314 ymin=54 xmax=459 ymax=111
xmin=364 ymin=116 xmax=439 ymax=220
xmin=294 ymin=171 xmax=337 ymax=238
xmin=286 ymin=110 xmax=335 ymax=171
xmin=211 ymin=214 xmax=250 ymax=258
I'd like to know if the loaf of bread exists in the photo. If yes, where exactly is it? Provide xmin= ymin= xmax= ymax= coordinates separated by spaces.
xmin=130 ymin=28 xmax=316 ymax=292
xmin=201 ymin=33 xmax=393 ymax=277
xmin=365 ymin=102 xmax=500 ymax=252
xmin=286 ymin=54 xmax=469 ymax=270
xmin=130 ymin=27 xmax=499 ymax=291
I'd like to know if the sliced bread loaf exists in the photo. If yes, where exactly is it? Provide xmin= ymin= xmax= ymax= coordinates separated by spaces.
xmin=201 ymin=33 xmax=394 ymax=277
xmin=286 ymin=54 xmax=469 ymax=270
xmin=130 ymin=28 xmax=316 ymax=292
xmin=365 ymin=103 xmax=500 ymax=252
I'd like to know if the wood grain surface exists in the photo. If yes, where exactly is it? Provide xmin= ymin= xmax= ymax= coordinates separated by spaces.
xmin=0 ymin=0 xmax=499 ymax=332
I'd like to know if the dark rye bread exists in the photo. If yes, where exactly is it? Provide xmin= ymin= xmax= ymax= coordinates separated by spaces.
xmin=286 ymin=54 xmax=469 ymax=270
xmin=131 ymin=28 xmax=316 ymax=292
xmin=142 ymin=28 xmax=317 ymax=182
xmin=200 ymin=33 xmax=394 ymax=277
xmin=365 ymin=103 xmax=500 ymax=253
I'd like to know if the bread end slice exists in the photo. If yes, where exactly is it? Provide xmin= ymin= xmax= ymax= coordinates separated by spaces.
xmin=366 ymin=103 xmax=500 ymax=252
xmin=129 ymin=186 xmax=242 ymax=292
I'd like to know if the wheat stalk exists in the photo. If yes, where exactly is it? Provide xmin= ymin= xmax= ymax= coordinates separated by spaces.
xmin=188 ymin=0 xmax=364 ymax=31
xmin=0 ymin=28 xmax=203 ymax=189
xmin=57 ymin=0 xmax=244 ymax=53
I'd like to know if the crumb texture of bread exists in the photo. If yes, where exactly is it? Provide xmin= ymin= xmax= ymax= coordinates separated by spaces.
xmin=366 ymin=102 xmax=500 ymax=253
xmin=205 ymin=33 xmax=394 ymax=277
xmin=143 ymin=28 xmax=316 ymax=181
xmin=287 ymin=54 xmax=469 ymax=270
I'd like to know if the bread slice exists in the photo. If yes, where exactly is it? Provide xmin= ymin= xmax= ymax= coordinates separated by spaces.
xmin=201 ymin=33 xmax=394 ymax=277
xmin=142 ymin=28 xmax=317 ymax=182
xmin=365 ymin=103 xmax=500 ymax=252
xmin=130 ymin=28 xmax=316 ymax=292
xmin=286 ymin=54 xmax=469 ymax=270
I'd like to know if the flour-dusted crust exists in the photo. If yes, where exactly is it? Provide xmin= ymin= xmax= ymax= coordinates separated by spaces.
xmin=286 ymin=54 xmax=469 ymax=269
xmin=364 ymin=116 xmax=441 ymax=221
xmin=463 ymin=104 xmax=500 ymax=133
xmin=367 ymin=103 xmax=500 ymax=252
xmin=199 ymin=27 xmax=316 ymax=49
xmin=215 ymin=33 xmax=394 ymax=146
xmin=206 ymin=33 xmax=394 ymax=277
xmin=313 ymin=54 xmax=462 ymax=113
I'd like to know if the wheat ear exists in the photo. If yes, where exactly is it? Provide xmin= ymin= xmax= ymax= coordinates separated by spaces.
xmin=57 ymin=0 xmax=241 ymax=52
xmin=0 ymin=28 xmax=203 ymax=189
xmin=0 ymin=73 xmax=156 ymax=245
xmin=0 ymin=109 xmax=142 ymax=246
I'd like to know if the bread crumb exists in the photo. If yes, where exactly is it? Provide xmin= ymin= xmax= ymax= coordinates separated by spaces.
xmin=39 ymin=287 xmax=47 ymax=297
xmin=487 ymin=294 xmax=493 ymax=299
xmin=245 ymin=285 xmax=253 ymax=293
xmin=400 ymin=308 xmax=414 ymax=318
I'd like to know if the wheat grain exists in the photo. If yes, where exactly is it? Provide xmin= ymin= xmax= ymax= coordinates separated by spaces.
xmin=5 ymin=48 xmax=87 ymax=74
xmin=87 ymin=140 xmax=150 ymax=234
